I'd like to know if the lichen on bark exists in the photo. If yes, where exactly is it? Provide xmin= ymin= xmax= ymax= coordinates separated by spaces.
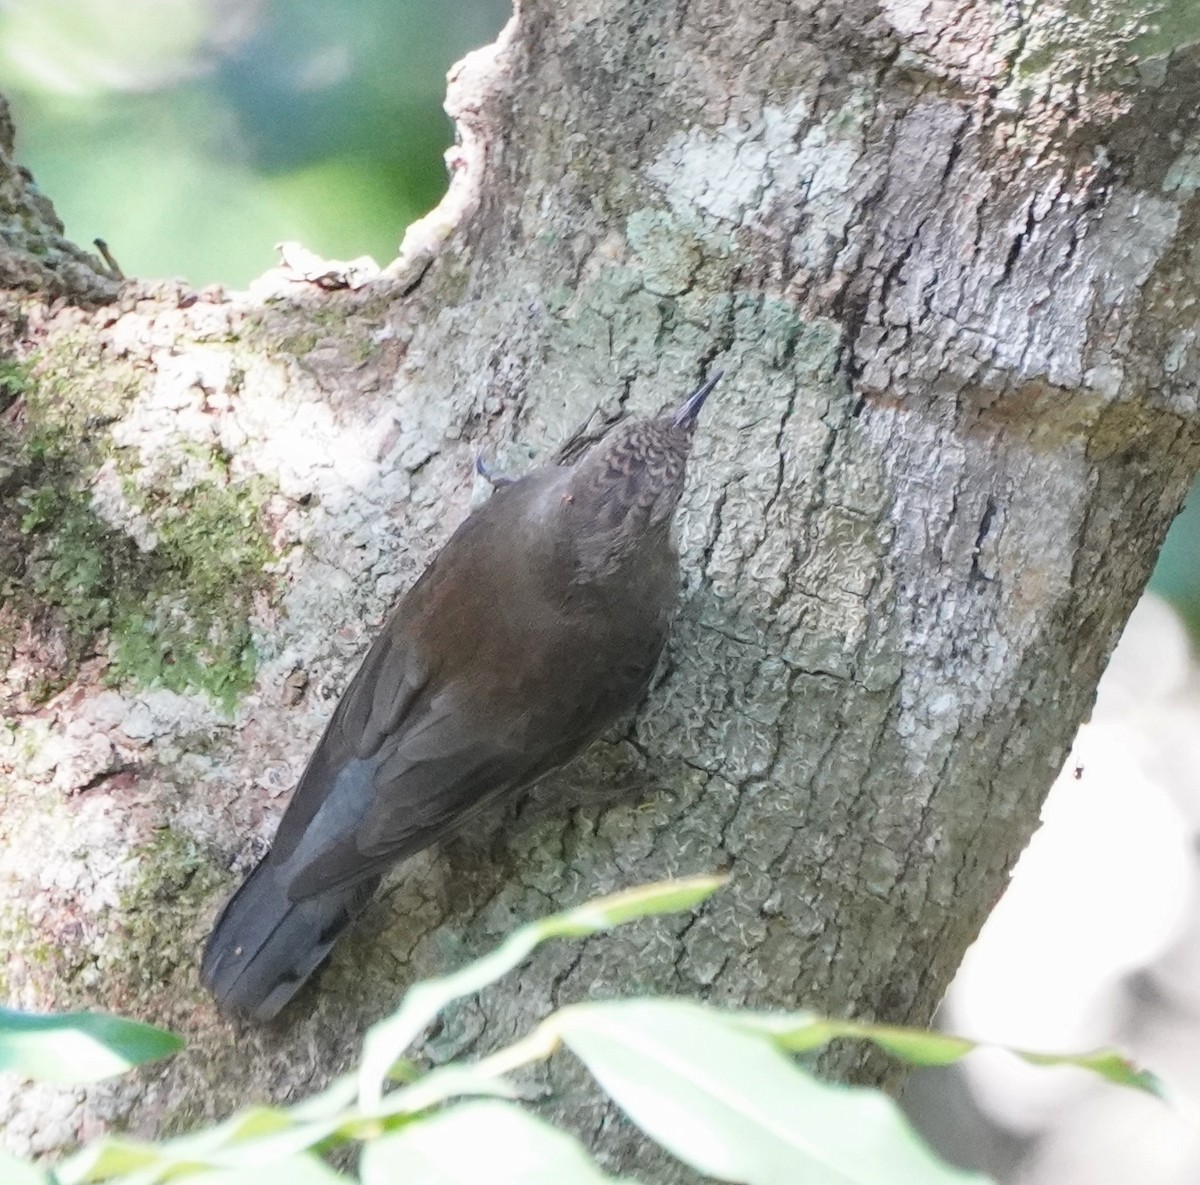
xmin=1 ymin=326 xmax=279 ymax=711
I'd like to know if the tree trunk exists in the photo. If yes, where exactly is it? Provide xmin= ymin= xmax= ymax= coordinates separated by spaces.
xmin=2 ymin=0 xmax=1199 ymax=1178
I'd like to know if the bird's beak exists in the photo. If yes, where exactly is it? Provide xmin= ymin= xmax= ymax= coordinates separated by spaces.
xmin=672 ymin=369 xmax=723 ymax=428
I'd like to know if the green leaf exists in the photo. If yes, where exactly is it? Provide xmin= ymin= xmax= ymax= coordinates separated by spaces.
xmin=557 ymin=999 xmax=989 ymax=1185
xmin=720 ymin=1010 xmax=830 ymax=1052
xmin=289 ymin=1073 xmax=359 ymax=1121
xmin=359 ymin=1100 xmax=634 ymax=1184
xmin=847 ymin=1025 xmax=976 ymax=1067
xmin=729 ymin=1013 xmax=1163 ymax=1095
xmin=728 ymin=1013 xmax=975 ymax=1064
xmin=0 ymin=1147 xmax=53 ymax=1185
xmin=1018 ymin=1048 xmax=1163 ymax=1097
xmin=175 ymin=1106 xmax=346 ymax=1165
xmin=183 ymin=1155 xmax=352 ymax=1183
xmin=0 ymin=1007 xmax=182 ymax=1084
xmin=56 ymin=1137 xmax=165 ymax=1184
xmin=358 ymin=876 xmax=724 ymax=1110
xmin=372 ymin=1062 xmax=519 ymax=1119
xmin=57 ymin=1106 xmax=346 ymax=1184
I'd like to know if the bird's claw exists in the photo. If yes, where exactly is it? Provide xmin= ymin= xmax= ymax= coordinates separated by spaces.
xmin=475 ymin=451 xmax=515 ymax=487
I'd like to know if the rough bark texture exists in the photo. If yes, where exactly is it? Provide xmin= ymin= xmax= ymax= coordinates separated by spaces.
xmin=2 ymin=0 xmax=1200 ymax=1180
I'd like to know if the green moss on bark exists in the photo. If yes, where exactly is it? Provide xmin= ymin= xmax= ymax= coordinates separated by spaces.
xmin=1 ymin=343 xmax=277 ymax=709
xmin=117 ymin=826 xmax=224 ymax=992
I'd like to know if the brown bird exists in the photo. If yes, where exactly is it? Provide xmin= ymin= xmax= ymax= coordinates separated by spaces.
xmin=201 ymin=371 xmax=720 ymax=1019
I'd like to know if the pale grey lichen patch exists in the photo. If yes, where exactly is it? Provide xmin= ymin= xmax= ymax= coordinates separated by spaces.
xmin=113 ymin=347 xmax=391 ymax=510
xmin=782 ymin=99 xmax=871 ymax=275
xmin=0 ymin=1081 xmax=87 ymax=1159
xmin=880 ymin=0 xmax=1018 ymax=89
xmin=625 ymin=209 xmax=702 ymax=296
xmin=1088 ymin=191 xmax=1180 ymax=296
xmin=1163 ymin=135 xmax=1200 ymax=197
xmin=648 ymin=95 xmax=811 ymax=226
xmin=646 ymin=93 xmax=869 ymax=275
xmin=528 ymin=266 xmax=676 ymax=438
xmin=89 ymin=459 xmax=158 ymax=550
xmin=118 ymin=688 xmax=223 ymax=746
xmin=858 ymin=101 xmax=1181 ymax=400
xmin=863 ymin=398 xmax=1096 ymax=779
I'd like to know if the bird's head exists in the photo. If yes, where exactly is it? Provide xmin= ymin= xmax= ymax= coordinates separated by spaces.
xmin=563 ymin=371 xmax=721 ymax=560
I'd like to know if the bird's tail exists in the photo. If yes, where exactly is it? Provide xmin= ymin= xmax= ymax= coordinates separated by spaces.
xmin=201 ymin=859 xmax=380 ymax=1021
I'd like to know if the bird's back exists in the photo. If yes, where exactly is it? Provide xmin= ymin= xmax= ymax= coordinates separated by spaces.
xmin=270 ymin=463 xmax=681 ymax=893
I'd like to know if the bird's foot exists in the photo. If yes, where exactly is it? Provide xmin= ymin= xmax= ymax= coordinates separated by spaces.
xmin=475 ymin=451 xmax=516 ymax=487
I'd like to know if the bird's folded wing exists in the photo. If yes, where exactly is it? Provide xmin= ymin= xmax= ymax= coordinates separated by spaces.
xmin=284 ymin=689 xmax=539 ymax=900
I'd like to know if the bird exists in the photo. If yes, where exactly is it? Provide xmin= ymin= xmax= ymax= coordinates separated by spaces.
xmin=201 ymin=370 xmax=721 ymax=1020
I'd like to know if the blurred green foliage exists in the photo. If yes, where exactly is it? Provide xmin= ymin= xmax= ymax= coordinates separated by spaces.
xmin=0 ymin=878 xmax=1157 ymax=1184
xmin=4 ymin=348 xmax=277 ymax=708
xmin=0 ymin=0 xmax=509 ymax=286
xmin=1149 ymin=479 xmax=1200 ymax=642
xmin=0 ymin=1005 xmax=181 ymax=1084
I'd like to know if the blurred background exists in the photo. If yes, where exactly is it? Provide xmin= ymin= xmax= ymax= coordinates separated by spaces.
xmin=1 ymin=0 xmax=509 ymax=285
xmin=3 ymin=1 xmax=1200 ymax=1180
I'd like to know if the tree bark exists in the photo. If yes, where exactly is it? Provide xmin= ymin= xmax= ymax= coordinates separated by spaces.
xmin=2 ymin=0 xmax=1199 ymax=1178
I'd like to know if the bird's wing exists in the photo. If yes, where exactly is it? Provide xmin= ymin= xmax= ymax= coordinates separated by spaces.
xmin=274 ymin=584 xmax=568 ymax=901
xmin=269 ymin=618 xmax=429 ymax=858
xmin=283 ymin=685 xmax=545 ymax=900
xmin=269 ymin=495 xmax=669 ymax=904
xmin=345 ymin=629 xmax=671 ymax=876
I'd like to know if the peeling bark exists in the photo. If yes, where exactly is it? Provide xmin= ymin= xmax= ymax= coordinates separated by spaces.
xmin=2 ymin=1 xmax=1200 ymax=1180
